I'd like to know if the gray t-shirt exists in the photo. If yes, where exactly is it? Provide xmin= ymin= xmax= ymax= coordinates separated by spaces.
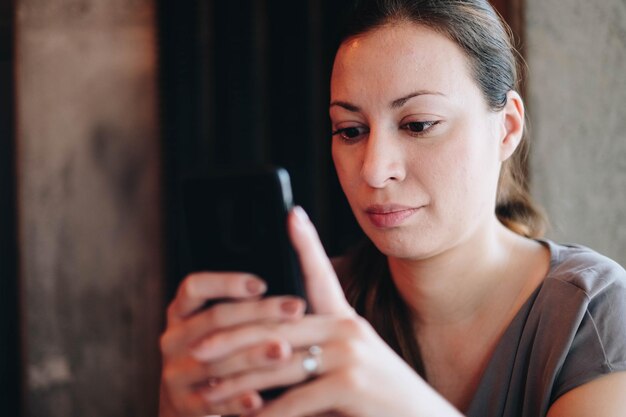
xmin=466 ymin=240 xmax=626 ymax=417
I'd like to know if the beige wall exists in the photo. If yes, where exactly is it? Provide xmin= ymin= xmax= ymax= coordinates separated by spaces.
xmin=16 ymin=1 xmax=163 ymax=416
xmin=527 ymin=0 xmax=626 ymax=266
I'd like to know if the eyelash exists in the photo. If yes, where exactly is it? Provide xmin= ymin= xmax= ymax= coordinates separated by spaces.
xmin=331 ymin=121 xmax=441 ymax=142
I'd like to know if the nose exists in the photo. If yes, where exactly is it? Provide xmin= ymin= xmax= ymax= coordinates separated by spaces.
xmin=360 ymin=127 xmax=406 ymax=188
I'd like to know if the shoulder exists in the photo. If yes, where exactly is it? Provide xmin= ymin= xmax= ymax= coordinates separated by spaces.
xmin=542 ymin=239 xmax=626 ymax=300
xmin=540 ymin=240 xmax=626 ymax=401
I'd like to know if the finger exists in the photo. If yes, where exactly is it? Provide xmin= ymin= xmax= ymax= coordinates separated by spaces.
xmin=192 ymin=314 xmax=368 ymax=362
xmin=288 ymin=207 xmax=352 ymax=315
xmin=162 ymin=296 xmax=306 ymax=357
xmin=184 ymin=389 xmax=263 ymax=417
xmin=169 ymin=339 xmax=294 ymax=390
xmin=252 ymin=374 xmax=347 ymax=417
xmin=206 ymin=339 xmax=293 ymax=378
xmin=162 ymin=355 xmax=203 ymax=392
xmin=168 ymin=272 xmax=267 ymax=324
xmin=163 ymin=342 xmax=292 ymax=417
xmin=202 ymin=341 xmax=350 ymax=404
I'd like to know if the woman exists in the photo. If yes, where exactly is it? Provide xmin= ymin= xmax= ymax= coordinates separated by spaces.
xmin=159 ymin=1 xmax=626 ymax=416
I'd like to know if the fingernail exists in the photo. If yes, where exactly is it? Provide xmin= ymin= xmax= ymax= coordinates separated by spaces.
xmin=241 ymin=394 xmax=260 ymax=411
xmin=246 ymin=278 xmax=266 ymax=295
xmin=293 ymin=205 xmax=310 ymax=225
xmin=266 ymin=343 xmax=283 ymax=359
xmin=280 ymin=298 xmax=301 ymax=315
xmin=242 ymin=395 xmax=253 ymax=409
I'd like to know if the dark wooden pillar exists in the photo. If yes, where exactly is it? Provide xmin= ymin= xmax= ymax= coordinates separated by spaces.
xmin=15 ymin=1 xmax=163 ymax=416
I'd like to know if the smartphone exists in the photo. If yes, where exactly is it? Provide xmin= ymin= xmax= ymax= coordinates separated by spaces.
xmin=181 ymin=167 xmax=306 ymax=302
xmin=181 ymin=167 xmax=306 ymax=400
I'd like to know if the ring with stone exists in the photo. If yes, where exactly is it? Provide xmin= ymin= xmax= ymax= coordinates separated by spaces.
xmin=301 ymin=345 xmax=323 ymax=377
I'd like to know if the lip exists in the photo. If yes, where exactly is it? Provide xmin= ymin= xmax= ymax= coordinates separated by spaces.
xmin=365 ymin=204 xmax=421 ymax=228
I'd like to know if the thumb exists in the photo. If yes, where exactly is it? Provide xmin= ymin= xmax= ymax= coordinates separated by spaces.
xmin=288 ymin=206 xmax=352 ymax=315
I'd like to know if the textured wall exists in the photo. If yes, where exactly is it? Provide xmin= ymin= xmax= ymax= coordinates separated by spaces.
xmin=527 ymin=0 xmax=626 ymax=266
xmin=16 ymin=1 xmax=163 ymax=416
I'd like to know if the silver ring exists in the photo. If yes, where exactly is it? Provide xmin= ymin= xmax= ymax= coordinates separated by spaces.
xmin=301 ymin=345 xmax=323 ymax=377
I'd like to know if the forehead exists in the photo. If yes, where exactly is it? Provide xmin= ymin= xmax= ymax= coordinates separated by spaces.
xmin=331 ymin=22 xmax=478 ymax=103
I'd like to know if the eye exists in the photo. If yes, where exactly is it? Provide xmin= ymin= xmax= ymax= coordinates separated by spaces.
xmin=331 ymin=126 xmax=369 ymax=142
xmin=400 ymin=121 xmax=440 ymax=136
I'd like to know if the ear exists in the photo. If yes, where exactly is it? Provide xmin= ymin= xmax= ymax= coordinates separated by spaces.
xmin=499 ymin=90 xmax=525 ymax=162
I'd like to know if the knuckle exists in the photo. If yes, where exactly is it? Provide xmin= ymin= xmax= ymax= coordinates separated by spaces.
xmin=159 ymin=332 xmax=170 ymax=354
xmin=338 ymin=316 xmax=368 ymax=337
xmin=180 ymin=274 xmax=199 ymax=299
xmin=353 ymin=315 xmax=373 ymax=337
xmin=338 ymin=367 xmax=365 ymax=392
xmin=353 ymin=314 xmax=371 ymax=329
xmin=168 ymin=393 xmax=187 ymax=415
xmin=161 ymin=365 xmax=180 ymax=387
xmin=159 ymin=325 xmax=186 ymax=357
xmin=339 ymin=339 xmax=364 ymax=361
xmin=199 ymin=329 xmax=234 ymax=355
xmin=166 ymin=302 xmax=177 ymax=321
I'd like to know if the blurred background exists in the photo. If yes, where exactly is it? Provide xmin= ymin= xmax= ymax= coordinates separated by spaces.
xmin=1 ymin=0 xmax=624 ymax=416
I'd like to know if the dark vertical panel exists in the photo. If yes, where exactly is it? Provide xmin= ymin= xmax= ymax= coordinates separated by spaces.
xmin=212 ymin=0 xmax=265 ymax=165
xmin=157 ymin=0 xmax=216 ymax=297
xmin=265 ymin=0 xmax=320 ymax=223
xmin=306 ymin=0 xmax=331 ymax=244
xmin=0 ymin=0 xmax=21 ymax=416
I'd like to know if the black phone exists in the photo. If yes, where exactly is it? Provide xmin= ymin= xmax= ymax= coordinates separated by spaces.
xmin=181 ymin=167 xmax=306 ymax=400
xmin=181 ymin=167 xmax=306 ymax=302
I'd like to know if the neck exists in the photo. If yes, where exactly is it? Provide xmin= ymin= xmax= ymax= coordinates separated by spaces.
xmin=388 ymin=219 xmax=518 ymax=326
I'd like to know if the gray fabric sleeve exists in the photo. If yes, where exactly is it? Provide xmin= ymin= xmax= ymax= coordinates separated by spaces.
xmin=551 ymin=265 xmax=626 ymax=401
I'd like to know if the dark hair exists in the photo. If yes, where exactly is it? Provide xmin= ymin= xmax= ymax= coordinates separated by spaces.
xmin=338 ymin=0 xmax=547 ymax=377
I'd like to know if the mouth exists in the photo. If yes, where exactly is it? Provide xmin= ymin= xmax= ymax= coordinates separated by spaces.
xmin=364 ymin=204 xmax=422 ymax=228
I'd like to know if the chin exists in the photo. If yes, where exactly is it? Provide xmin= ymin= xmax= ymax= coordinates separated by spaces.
xmin=364 ymin=227 xmax=442 ymax=261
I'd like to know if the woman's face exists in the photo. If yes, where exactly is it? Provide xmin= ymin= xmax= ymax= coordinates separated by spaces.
xmin=330 ymin=22 xmax=509 ymax=260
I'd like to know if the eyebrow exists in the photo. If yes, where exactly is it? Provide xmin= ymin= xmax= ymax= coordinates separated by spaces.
xmin=330 ymin=90 xmax=445 ymax=112
xmin=329 ymin=100 xmax=361 ymax=112
xmin=390 ymin=90 xmax=445 ymax=108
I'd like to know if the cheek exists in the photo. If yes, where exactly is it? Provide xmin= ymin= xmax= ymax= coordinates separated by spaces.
xmin=423 ymin=128 xmax=500 ymax=208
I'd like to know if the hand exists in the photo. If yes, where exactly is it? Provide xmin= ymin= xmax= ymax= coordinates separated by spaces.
xmin=159 ymin=271 xmax=306 ymax=417
xmin=191 ymin=207 xmax=463 ymax=417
